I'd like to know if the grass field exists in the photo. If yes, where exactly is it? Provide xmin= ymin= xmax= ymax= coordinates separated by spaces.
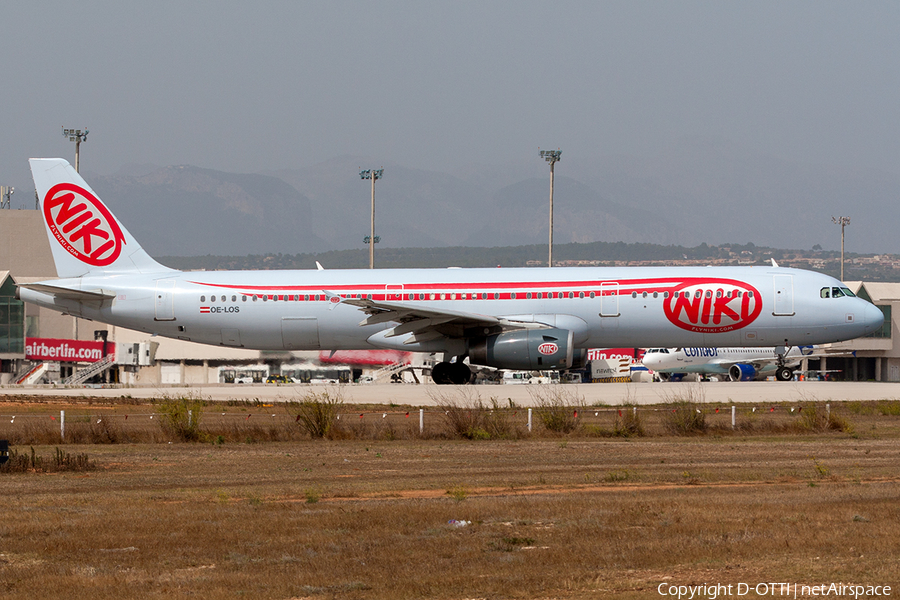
xmin=2 ymin=396 xmax=900 ymax=599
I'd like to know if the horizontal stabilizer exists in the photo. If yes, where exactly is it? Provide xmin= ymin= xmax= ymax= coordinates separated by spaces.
xmin=17 ymin=282 xmax=116 ymax=303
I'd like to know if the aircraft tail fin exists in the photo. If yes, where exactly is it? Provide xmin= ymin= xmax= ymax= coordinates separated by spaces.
xmin=29 ymin=158 xmax=172 ymax=278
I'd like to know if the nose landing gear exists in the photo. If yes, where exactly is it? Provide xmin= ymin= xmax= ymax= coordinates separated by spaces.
xmin=774 ymin=343 xmax=794 ymax=381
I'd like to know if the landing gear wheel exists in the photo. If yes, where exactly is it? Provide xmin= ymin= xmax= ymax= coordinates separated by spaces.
xmin=775 ymin=366 xmax=793 ymax=381
xmin=449 ymin=362 xmax=471 ymax=385
xmin=431 ymin=362 xmax=453 ymax=385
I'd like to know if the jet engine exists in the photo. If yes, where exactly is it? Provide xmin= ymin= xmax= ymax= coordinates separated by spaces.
xmin=468 ymin=328 xmax=574 ymax=370
xmin=729 ymin=363 xmax=757 ymax=381
xmin=658 ymin=372 xmax=686 ymax=382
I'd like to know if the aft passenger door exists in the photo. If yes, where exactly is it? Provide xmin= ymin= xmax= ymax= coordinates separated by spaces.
xmin=154 ymin=280 xmax=176 ymax=321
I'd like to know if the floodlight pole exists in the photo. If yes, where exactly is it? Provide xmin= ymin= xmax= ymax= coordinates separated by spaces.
xmin=62 ymin=127 xmax=89 ymax=172
xmin=540 ymin=149 xmax=561 ymax=267
xmin=832 ymin=216 xmax=850 ymax=281
xmin=360 ymin=168 xmax=384 ymax=269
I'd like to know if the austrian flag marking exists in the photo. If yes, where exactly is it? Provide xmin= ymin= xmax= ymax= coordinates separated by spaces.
xmin=43 ymin=183 xmax=126 ymax=267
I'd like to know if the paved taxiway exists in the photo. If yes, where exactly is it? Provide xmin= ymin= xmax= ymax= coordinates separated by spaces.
xmin=0 ymin=381 xmax=897 ymax=405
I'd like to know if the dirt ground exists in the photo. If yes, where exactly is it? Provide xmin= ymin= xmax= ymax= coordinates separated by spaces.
xmin=4 ymin=379 xmax=900 ymax=405
xmin=2 ymin=398 xmax=900 ymax=599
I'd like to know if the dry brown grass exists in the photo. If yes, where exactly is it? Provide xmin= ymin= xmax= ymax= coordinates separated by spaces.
xmin=2 ymin=397 xmax=899 ymax=445
xmin=2 ymin=396 xmax=900 ymax=598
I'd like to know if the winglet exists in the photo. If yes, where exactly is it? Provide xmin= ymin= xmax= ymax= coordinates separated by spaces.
xmin=316 ymin=261 xmax=325 ymax=271
xmin=771 ymin=258 xmax=779 ymax=267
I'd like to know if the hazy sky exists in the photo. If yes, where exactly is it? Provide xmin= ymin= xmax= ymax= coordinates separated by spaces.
xmin=2 ymin=1 xmax=899 ymax=201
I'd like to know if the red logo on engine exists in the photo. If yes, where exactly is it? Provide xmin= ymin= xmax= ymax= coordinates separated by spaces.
xmin=43 ymin=183 xmax=125 ymax=267
xmin=663 ymin=280 xmax=762 ymax=333
xmin=538 ymin=342 xmax=559 ymax=356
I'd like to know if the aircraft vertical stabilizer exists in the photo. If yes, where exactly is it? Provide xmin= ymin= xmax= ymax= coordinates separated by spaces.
xmin=28 ymin=158 xmax=172 ymax=278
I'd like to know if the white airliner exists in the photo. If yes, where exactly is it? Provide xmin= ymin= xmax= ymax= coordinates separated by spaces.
xmin=17 ymin=158 xmax=883 ymax=384
xmin=641 ymin=346 xmax=826 ymax=381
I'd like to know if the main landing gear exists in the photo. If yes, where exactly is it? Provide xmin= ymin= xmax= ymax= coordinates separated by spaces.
xmin=431 ymin=361 xmax=472 ymax=385
xmin=774 ymin=344 xmax=794 ymax=382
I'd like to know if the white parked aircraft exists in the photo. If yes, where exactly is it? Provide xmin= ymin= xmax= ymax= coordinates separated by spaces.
xmin=17 ymin=158 xmax=883 ymax=384
xmin=641 ymin=346 xmax=829 ymax=381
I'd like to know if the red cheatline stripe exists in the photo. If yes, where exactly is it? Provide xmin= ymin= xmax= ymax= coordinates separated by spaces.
xmin=186 ymin=276 xmax=751 ymax=295
xmin=187 ymin=276 xmax=703 ymax=292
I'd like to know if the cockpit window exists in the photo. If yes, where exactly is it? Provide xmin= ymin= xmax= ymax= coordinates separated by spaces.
xmin=821 ymin=286 xmax=857 ymax=299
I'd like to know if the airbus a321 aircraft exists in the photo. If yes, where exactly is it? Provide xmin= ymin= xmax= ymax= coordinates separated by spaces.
xmin=17 ymin=158 xmax=883 ymax=384
xmin=641 ymin=346 xmax=827 ymax=382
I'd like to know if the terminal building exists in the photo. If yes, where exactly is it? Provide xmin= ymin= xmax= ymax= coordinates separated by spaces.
xmin=0 ymin=209 xmax=418 ymax=386
xmin=0 ymin=206 xmax=897 ymax=384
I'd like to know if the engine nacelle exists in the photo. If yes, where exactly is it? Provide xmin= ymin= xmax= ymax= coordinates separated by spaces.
xmin=729 ymin=363 xmax=757 ymax=382
xmin=659 ymin=372 xmax=686 ymax=382
xmin=469 ymin=328 xmax=574 ymax=370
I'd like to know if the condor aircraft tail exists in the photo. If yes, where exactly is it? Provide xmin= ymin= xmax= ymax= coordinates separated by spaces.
xmin=29 ymin=158 xmax=172 ymax=278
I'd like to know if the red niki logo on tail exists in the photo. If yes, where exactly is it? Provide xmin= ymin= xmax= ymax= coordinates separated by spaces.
xmin=43 ymin=183 xmax=126 ymax=267
xmin=663 ymin=279 xmax=762 ymax=333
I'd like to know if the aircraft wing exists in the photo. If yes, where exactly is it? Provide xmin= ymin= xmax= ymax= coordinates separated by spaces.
xmin=338 ymin=296 xmax=545 ymax=343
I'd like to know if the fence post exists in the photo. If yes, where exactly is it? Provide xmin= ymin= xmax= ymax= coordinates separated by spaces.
xmin=731 ymin=405 xmax=736 ymax=430
xmin=60 ymin=410 xmax=65 ymax=441
xmin=527 ymin=408 xmax=532 ymax=432
xmin=188 ymin=410 xmax=192 ymax=428
xmin=826 ymin=403 xmax=830 ymax=419
xmin=419 ymin=408 xmax=424 ymax=434
xmin=633 ymin=406 xmax=637 ymax=417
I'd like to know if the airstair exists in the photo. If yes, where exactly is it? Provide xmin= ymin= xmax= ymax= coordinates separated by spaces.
xmin=15 ymin=362 xmax=49 ymax=384
xmin=62 ymin=355 xmax=116 ymax=385
xmin=363 ymin=361 xmax=424 ymax=383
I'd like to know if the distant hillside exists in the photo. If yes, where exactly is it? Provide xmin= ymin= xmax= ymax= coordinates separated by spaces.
xmin=269 ymin=158 xmax=489 ymax=250
xmin=91 ymin=166 xmax=325 ymax=256
xmin=82 ymin=138 xmax=900 ymax=258
xmin=157 ymin=239 xmax=900 ymax=283
xmin=463 ymin=177 xmax=698 ymax=247
xmin=269 ymin=157 xmax=697 ymax=251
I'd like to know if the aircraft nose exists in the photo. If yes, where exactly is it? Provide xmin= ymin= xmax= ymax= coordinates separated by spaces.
xmin=861 ymin=301 xmax=884 ymax=335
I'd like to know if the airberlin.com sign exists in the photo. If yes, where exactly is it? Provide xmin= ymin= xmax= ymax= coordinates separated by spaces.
xmin=26 ymin=338 xmax=115 ymax=363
